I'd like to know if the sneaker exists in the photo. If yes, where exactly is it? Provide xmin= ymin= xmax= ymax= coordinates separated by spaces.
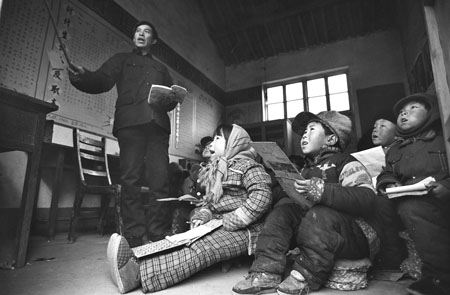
xmin=107 ymin=233 xmax=141 ymax=293
xmin=406 ymin=277 xmax=450 ymax=295
xmin=277 ymin=270 xmax=310 ymax=295
xmin=232 ymin=272 xmax=282 ymax=294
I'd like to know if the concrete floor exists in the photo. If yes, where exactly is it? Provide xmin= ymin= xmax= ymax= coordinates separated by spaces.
xmin=0 ymin=232 xmax=413 ymax=295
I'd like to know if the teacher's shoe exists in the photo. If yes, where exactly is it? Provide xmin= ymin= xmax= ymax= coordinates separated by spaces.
xmin=277 ymin=270 xmax=310 ymax=295
xmin=107 ymin=233 xmax=141 ymax=293
xmin=232 ymin=272 xmax=281 ymax=294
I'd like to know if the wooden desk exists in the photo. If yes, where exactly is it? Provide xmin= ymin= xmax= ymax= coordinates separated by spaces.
xmin=0 ymin=88 xmax=58 ymax=268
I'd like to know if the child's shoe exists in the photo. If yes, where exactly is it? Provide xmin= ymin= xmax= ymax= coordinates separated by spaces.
xmin=232 ymin=272 xmax=282 ymax=294
xmin=277 ymin=270 xmax=310 ymax=295
xmin=107 ymin=233 xmax=141 ymax=293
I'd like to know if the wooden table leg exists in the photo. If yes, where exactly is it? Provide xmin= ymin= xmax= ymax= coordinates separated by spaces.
xmin=16 ymin=148 xmax=43 ymax=267
xmin=47 ymin=148 xmax=65 ymax=240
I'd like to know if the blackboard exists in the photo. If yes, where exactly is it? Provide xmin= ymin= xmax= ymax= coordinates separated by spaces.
xmin=0 ymin=0 xmax=222 ymax=158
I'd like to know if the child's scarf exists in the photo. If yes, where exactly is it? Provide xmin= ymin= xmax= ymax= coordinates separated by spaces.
xmin=199 ymin=124 xmax=257 ymax=204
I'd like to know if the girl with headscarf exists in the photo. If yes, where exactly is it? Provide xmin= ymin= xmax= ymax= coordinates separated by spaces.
xmin=106 ymin=124 xmax=273 ymax=293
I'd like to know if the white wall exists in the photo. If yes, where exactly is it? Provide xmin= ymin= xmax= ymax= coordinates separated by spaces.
xmin=225 ymin=30 xmax=406 ymax=92
xmin=225 ymin=30 xmax=407 ymax=137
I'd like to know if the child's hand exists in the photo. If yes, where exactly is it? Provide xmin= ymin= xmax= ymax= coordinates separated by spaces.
xmin=426 ymin=181 xmax=450 ymax=201
xmin=294 ymin=179 xmax=312 ymax=194
xmin=190 ymin=208 xmax=212 ymax=229
xmin=190 ymin=219 xmax=204 ymax=229
xmin=295 ymin=177 xmax=324 ymax=203
xmin=379 ymin=183 xmax=401 ymax=195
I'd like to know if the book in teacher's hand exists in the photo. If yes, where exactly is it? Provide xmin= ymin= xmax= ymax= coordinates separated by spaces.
xmin=147 ymin=84 xmax=187 ymax=105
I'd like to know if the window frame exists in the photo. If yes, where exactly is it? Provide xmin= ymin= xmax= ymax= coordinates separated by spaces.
xmin=262 ymin=70 xmax=350 ymax=121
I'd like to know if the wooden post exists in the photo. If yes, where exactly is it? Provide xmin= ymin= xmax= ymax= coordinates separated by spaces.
xmin=423 ymin=2 xmax=450 ymax=169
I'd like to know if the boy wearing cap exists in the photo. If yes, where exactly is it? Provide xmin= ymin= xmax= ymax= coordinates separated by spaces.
xmin=68 ymin=21 xmax=182 ymax=246
xmin=377 ymin=93 xmax=450 ymax=295
xmin=233 ymin=111 xmax=398 ymax=295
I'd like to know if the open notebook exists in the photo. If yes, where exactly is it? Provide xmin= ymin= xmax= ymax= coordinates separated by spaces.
xmin=132 ymin=219 xmax=223 ymax=259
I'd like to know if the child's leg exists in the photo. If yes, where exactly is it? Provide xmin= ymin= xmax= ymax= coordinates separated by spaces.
xmin=292 ymin=206 xmax=369 ymax=290
xmin=139 ymin=227 xmax=252 ymax=292
xmin=396 ymin=196 xmax=450 ymax=283
xmin=250 ymin=200 xmax=306 ymax=275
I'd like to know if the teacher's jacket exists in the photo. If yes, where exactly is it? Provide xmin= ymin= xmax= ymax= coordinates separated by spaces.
xmin=70 ymin=49 xmax=174 ymax=137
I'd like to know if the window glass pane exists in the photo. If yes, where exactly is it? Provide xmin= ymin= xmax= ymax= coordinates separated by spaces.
xmin=328 ymin=74 xmax=348 ymax=94
xmin=307 ymin=78 xmax=325 ymax=97
xmin=267 ymin=103 xmax=284 ymax=120
xmin=308 ymin=96 xmax=327 ymax=114
xmin=286 ymin=82 xmax=303 ymax=101
xmin=287 ymin=100 xmax=304 ymax=118
xmin=266 ymin=86 xmax=283 ymax=103
xmin=330 ymin=93 xmax=350 ymax=111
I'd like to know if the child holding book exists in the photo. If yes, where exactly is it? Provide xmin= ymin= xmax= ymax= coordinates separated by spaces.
xmin=106 ymin=124 xmax=273 ymax=293
xmin=233 ymin=111 xmax=399 ymax=295
xmin=377 ymin=93 xmax=450 ymax=295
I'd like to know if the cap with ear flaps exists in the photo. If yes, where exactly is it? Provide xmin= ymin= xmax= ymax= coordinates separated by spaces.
xmin=292 ymin=111 xmax=352 ymax=150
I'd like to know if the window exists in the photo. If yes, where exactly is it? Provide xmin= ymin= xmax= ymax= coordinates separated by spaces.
xmin=263 ymin=72 xmax=350 ymax=121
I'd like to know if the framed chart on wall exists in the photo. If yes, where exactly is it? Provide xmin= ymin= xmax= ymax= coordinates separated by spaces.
xmin=43 ymin=0 xmax=132 ymax=138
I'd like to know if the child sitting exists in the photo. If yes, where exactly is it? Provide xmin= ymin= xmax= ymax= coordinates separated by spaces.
xmin=233 ymin=111 xmax=399 ymax=295
xmin=106 ymin=124 xmax=273 ymax=293
xmin=377 ymin=93 xmax=450 ymax=295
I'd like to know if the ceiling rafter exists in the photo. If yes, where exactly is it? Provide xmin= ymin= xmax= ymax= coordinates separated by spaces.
xmin=210 ymin=0 xmax=349 ymax=38
xmin=296 ymin=14 xmax=309 ymax=48
xmin=309 ymin=11 xmax=320 ymax=45
xmin=345 ymin=0 xmax=356 ymax=37
xmin=286 ymin=17 xmax=299 ymax=51
xmin=320 ymin=8 xmax=329 ymax=43
xmin=197 ymin=0 xmax=398 ymax=66
xmin=333 ymin=4 xmax=343 ymax=40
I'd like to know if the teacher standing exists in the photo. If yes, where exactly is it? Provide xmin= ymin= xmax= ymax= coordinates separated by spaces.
xmin=69 ymin=20 xmax=182 ymax=247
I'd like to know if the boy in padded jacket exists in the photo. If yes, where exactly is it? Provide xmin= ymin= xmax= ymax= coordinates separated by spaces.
xmin=377 ymin=93 xmax=450 ymax=295
xmin=233 ymin=111 xmax=402 ymax=295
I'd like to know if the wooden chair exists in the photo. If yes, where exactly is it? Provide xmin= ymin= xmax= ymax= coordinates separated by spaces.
xmin=68 ymin=129 xmax=122 ymax=242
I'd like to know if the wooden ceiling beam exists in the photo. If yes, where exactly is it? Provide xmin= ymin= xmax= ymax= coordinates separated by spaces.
xmin=345 ymin=0 xmax=356 ymax=37
xmin=286 ymin=17 xmax=299 ymax=51
xmin=296 ymin=14 xmax=309 ymax=47
xmin=333 ymin=4 xmax=343 ymax=40
xmin=320 ymin=8 xmax=329 ymax=43
xmin=243 ymin=30 xmax=258 ymax=61
xmin=211 ymin=0 xmax=349 ymax=38
xmin=264 ymin=24 xmax=276 ymax=56
xmin=310 ymin=11 xmax=320 ymax=44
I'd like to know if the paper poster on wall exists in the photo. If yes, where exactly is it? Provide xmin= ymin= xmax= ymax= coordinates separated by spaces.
xmin=42 ymin=0 xmax=132 ymax=138
xmin=0 ymin=0 xmax=48 ymax=96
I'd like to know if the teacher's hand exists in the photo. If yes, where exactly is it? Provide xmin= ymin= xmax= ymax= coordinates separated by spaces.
xmin=68 ymin=63 xmax=85 ymax=81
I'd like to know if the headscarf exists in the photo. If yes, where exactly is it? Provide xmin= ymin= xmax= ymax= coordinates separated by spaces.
xmin=198 ymin=124 xmax=257 ymax=203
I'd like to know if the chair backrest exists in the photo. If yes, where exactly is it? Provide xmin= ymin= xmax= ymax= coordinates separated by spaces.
xmin=73 ymin=128 xmax=112 ymax=186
